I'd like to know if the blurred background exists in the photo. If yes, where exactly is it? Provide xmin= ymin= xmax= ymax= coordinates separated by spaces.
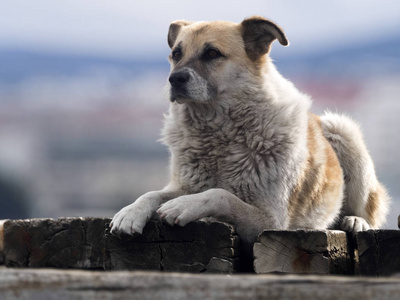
xmin=0 ymin=0 xmax=399 ymax=228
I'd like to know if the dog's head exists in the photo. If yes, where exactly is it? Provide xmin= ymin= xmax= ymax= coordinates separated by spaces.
xmin=167 ymin=16 xmax=289 ymax=104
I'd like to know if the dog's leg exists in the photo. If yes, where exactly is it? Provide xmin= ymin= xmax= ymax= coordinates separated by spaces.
xmin=110 ymin=188 xmax=182 ymax=238
xmin=157 ymin=188 xmax=281 ymax=246
xmin=321 ymin=112 xmax=390 ymax=232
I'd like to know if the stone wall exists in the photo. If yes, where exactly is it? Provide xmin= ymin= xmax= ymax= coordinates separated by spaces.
xmin=0 ymin=218 xmax=240 ymax=273
xmin=1 ymin=217 xmax=400 ymax=276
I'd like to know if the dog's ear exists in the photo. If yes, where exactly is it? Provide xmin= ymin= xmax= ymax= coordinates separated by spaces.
xmin=241 ymin=16 xmax=289 ymax=60
xmin=168 ymin=20 xmax=193 ymax=48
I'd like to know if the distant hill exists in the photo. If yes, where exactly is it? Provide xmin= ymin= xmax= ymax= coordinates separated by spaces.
xmin=276 ymin=35 xmax=400 ymax=78
xmin=0 ymin=49 xmax=169 ymax=83
xmin=0 ymin=34 xmax=399 ymax=84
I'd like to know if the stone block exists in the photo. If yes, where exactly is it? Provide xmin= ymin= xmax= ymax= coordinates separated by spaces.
xmin=103 ymin=220 xmax=240 ymax=273
xmin=253 ymin=230 xmax=353 ymax=275
xmin=356 ymin=230 xmax=400 ymax=276
xmin=2 ymin=217 xmax=108 ymax=269
xmin=1 ymin=218 xmax=240 ymax=273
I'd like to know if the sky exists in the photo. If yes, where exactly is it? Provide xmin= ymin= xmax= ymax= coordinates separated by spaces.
xmin=1 ymin=0 xmax=400 ymax=59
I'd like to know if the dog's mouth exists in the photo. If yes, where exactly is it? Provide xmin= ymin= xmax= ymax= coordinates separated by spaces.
xmin=172 ymin=97 xmax=189 ymax=104
xmin=174 ymin=98 xmax=188 ymax=104
xmin=170 ymin=86 xmax=207 ymax=104
xmin=170 ymin=86 xmax=217 ymax=104
xmin=170 ymin=89 xmax=191 ymax=104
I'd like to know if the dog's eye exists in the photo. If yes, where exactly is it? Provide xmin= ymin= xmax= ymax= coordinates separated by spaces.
xmin=203 ymin=49 xmax=222 ymax=60
xmin=172 ymin=50 xmax=182 ymax=61
xmin=207 ymin=50 xmax=219 ymax=58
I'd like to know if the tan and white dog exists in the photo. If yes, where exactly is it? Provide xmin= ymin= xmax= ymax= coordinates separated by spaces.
xmin=110 ymin=16 xmax=389 ymax=249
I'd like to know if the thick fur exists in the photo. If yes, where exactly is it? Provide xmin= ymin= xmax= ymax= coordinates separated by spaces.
xmin=321 ymin=112 xmax=389 ymax=230
xmin=110 ymin=17 xmax=389 ymax=249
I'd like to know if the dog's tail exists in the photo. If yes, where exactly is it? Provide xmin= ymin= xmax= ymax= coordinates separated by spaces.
xmin=320 ymin=111 xmax=389 ymax=229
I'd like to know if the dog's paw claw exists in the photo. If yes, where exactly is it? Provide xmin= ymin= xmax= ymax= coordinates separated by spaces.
xmin=109 ymin=204 xmax=149 ymax=239
xmin=341 ymin=216 xmax=371 ymax=233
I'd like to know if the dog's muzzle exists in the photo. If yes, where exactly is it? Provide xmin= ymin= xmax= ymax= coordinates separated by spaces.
xmin=168 ymin=68 xmax=214 ymax=103
xmin=169 ymin=70 xmax=191 ymax=102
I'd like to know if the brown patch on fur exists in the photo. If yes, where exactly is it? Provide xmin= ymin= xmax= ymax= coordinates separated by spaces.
xmin=322 ymin=136 xmax=344 ymax=212
xmin=366 ymin=190 xmax=379 ymax=228
xmin=167 ymin=19 xmax=271 ymax=81
xmin=191 ymin=24 xmax=210 ymax=39
xmin=288 ymin=114 xmax=322 ymax=223
xmin=365 ymin=184 xmax=387 ymax=228
xmin=288 ymin=114 xmax=343 ymax=228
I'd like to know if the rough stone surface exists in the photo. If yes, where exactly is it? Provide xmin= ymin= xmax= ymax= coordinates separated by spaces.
xmin=1 ymin=268 xmax=400 ymax=300
xmin=103 ymin=220 xmax=241 ymax=272
xmin=3 ymin=217 xmax=400 ymax=277
xmin=0 ymin=218 xmax=240 ymax=273
xmin=2 ymin=218 xmax=108 ymax=269
xmin=253 ymin=230 xmax=353 ymax=275
xmin=356 ymin=230 xmax=400 ymax=276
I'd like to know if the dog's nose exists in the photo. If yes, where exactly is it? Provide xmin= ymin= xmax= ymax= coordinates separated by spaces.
xmin=169 ymin=71 xmax=190 ymax=88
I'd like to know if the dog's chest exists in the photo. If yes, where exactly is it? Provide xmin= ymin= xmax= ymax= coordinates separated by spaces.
xmin=170 ymin=119 xmax=273 ymax=195
xmin=177 ymin=129 xmax=229 ymax=191
xmin=163 ymin=102 xmax=294 ymax=199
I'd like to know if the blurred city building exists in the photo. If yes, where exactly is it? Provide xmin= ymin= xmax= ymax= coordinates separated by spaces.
xmin=0 ymin=1 xmax=399 ymax=228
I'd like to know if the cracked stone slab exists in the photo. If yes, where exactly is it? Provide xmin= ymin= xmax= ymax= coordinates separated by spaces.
xmin=253 ymin=230 xmax=353 ymax=275
xmin=2 ymin=269 xmax=400 ymax=300
xmin=356 ymin=230 xmax=400 ymax=276
xmin=103 ymin=220 xmax=241 ymax=273
xmin=0 ymin=218 xmax=240 ymax=273
xmin=1 ymin=218 xmax=109 ymax=269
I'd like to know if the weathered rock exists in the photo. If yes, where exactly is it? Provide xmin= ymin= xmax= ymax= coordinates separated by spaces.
xmin=204 ymin=257 xmax=235 ymax=273
xmin=253 ymin=230 xmax=353 ymax=275
xmin=0 ymin=218 xmax=240 ymax=273
xmin=2 ymin=217 xmax=108 ymax=269
xmin=103 ymin=220 xmax=241 ymax=272
xmin=356 ymin=230 xmax=400 ymax=276
xmin=5 ymin=217 xmax=400 ymax=276
xmin=1 ymin=268 xmax=400 ymax=300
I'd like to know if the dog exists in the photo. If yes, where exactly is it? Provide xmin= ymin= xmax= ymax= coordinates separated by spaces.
xmin=110 ymin=16 xmax=389 ymax=251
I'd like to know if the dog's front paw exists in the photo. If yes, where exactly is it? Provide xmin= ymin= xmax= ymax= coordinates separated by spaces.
xmin=157 ymin=196 xmax=208 ymax=227
xmin=156 ymin=198 xmax=192 ymax=227
xmin=341 ymin=216 xmax=371 ymax=233
xmin=110 ymin=203 xmax=151 ymax=239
